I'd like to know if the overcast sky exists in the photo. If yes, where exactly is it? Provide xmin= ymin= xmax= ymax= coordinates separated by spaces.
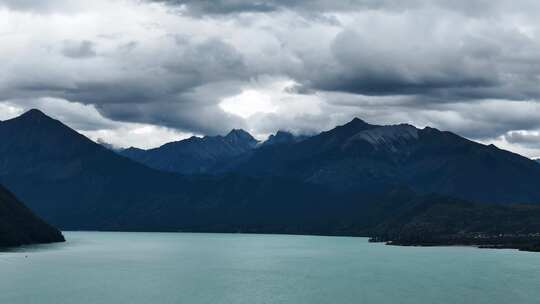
xmin=1 ymin=0 xmax=540 ymax=157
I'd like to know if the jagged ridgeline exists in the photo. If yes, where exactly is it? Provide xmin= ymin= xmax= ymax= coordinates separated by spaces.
xmin=1 ymin=109 xmax=540 ymax=238
xmin=122 ymin=116 xmax=540 ymax=204
xmin=120 ymin=129 xmax=259 ymax=174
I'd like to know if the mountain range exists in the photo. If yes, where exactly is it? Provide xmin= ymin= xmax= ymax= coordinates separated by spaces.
xmin=261 ymin=131 xmax=308 ymax=147
xmin=120 ymin=129 xmax=258 ymax=174
xmin=121 ymin=117 xmax=540 ymax=204
xmin=0 ymin=109 xmax=354 ymax=232
xmin=0 ymin=109 xmax=194 ymax=229
xmin=1 ymin=109 xmax=540 ymax=249
xmin=118 ymin=129 xmax=309 ymax=174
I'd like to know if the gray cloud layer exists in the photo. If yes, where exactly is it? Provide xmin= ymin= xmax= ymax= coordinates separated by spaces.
xmin=155 ymin=0 xmax=540 ymax=17
xmin=61 ymin=40 xmax=97 ymax=59
xmin=1 ymin=0 xmax=540 ymax=156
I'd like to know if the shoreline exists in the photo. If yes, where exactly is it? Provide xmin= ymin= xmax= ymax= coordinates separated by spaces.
xmin=369 ymin=237 xmax=540 ymax=252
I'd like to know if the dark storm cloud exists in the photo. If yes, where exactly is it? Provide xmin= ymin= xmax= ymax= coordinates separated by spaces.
xmin=163 ymin=39 xmax=246 ymax=80
xmin=92 ymin=81 xmax=247 ymax=136
xmin=152 ymin=0 xmax=427 ymax=15
xmin=322 ymin=29 xmax=498 ymax=95
xmin=151 ymin=0 xmax=540 ymax=17
xmin=67 ymin=39 xmax=248 ymax=134
xmin=2 ymin=0 xmax=540 ymax=155
xmin=154 ymin=0 xmax=277 ymax=15
xmin=153 ymin=0 xmax=540 ymax=112
xmin=283 ymin=84 xmax=315 ymax=95
xmin=2 ymin=34 xmax=248 ymax=134
xmin=61 ymin=40 xmax=97 ymax=59
xmin=294 ymin=26 xmax=540 ymax=102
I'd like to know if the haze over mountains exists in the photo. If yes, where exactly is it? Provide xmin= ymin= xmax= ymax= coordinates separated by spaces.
xmin=1 ymin=109 xmax=540 ymax=243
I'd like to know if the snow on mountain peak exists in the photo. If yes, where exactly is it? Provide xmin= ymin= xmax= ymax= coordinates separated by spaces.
xmin=347 ymin=124 xmax=419 ymax=151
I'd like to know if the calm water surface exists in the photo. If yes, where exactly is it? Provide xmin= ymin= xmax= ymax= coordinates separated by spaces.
xmin=1 ymin=231 xmax=539 ymax=304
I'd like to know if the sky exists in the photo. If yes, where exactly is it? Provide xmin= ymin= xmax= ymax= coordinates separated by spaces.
xmin=1 ymin=0 xmax=540 ymax=158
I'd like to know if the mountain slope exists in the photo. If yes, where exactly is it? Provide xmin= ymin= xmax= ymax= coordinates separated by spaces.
xmin=367 ymin=196 xmax=540 ymax=251
xmin=231 ymin=119 xmax=540 ymax=204
xmin=0 ymin=110 xmax=370 ymax=233
xmin=262 ymin=131 xmax=308 ymax=147
xmin=2 ymin=109 xmax=540 ymax=241
xmin=0 ymin=109 xmax=195 ymax=229
xmin=119 ymin=129 xmax=258 ymax=174
xmin=0 ymin=110 xmax=400 ymax=234
xmin=0 ymin=183 xmax=64 ymax=247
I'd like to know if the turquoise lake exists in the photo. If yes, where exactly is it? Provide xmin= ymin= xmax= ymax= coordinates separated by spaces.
xmin=1 ymin=231 xmax=539 ymax=304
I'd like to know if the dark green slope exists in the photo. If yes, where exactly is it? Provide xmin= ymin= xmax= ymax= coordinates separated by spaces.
xmin=0 ymin=109 xmax=368 ymax=232
xmin=367 ymin=196 xmax=540 ymax=251
xmin=1 ymin=109 xmax=540 ymax=249
xmin=0 ymin=184 xmax=64 ymax=247
xmin=0 ymin=109 xmax=193 ymax=229
xmin=0 ymin=110 xmax=472 ymax=236
xmin=232 ymin=119 xmax=540 ymax=204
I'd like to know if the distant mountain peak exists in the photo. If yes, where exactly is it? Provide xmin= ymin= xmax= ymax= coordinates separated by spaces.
xmin=347 ymin=124 xmax=419 ymax=151
xmin=350 ymin=117 xmax=368 ymax=124
xmin=262 ymin=130 xmax=308 ymax=146
xmin=226 ymin=128 xmax=251 ymax=137
xmin=264 ymin=130 xmax=293 ymax=142
xmin=12 ymin=109 xmax=71 ymax=132
xmin=271 ymin=130 xmax=294 ymax=138
xmin=119 ymin=128 xmax=259 ymax=174
xmin=123 ymin=146 xmax=146 ymax=153
xmin=321 ymin=117 xmax=375 ymax=141
xmin=225 ymin=129 xmax=258 ymax=145
xmin=342 ymin=117 xmax=372 ymax=129
xmin=18 ymin=108 xmax=50 ymax=121
xmin=24 ymin=108 xmax=46 ymax=115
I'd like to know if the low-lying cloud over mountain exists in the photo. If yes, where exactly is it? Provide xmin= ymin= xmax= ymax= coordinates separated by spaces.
xmin=1 ymin=0 xmax=540 ymax=156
